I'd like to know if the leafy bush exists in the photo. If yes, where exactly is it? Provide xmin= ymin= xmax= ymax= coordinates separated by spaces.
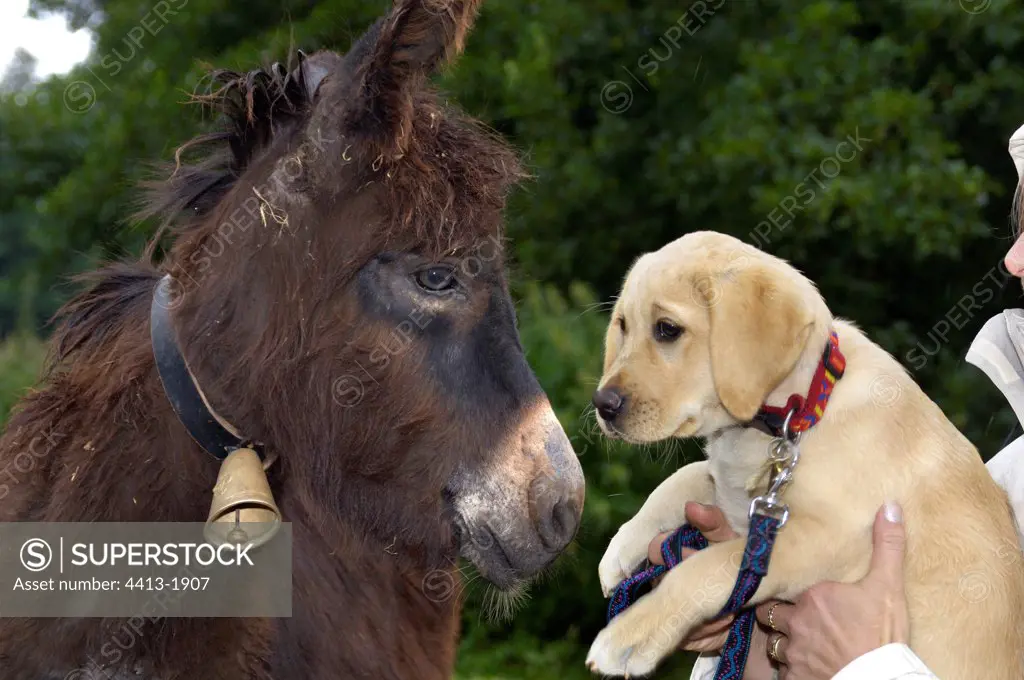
xmin=0 ymin=333 xmax=46 ymax=421
xmin=5 ymin=0 xmax=1024 ymax=676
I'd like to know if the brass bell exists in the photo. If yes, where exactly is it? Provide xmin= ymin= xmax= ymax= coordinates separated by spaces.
xmin=204 ymin=447 xmax=281 ymax=549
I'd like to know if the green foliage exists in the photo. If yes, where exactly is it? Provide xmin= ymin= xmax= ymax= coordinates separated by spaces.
xmin=454 ymin=629 xmax=611 ymax=680
xmin=454 ymin=627 xmax=697 ymax=679
xmin=0 ymin=334 xmax=46 ymax=421
xmin=3 ymin=0 xmax=1024 ymax=676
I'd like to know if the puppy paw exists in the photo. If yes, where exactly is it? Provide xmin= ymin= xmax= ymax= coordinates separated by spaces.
xmin=599 ymin=518 xmax=662 ymax=597
xmin=585 ymin=594 xmax=683 ymax=677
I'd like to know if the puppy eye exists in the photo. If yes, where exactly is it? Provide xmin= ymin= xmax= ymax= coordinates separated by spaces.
xmin=414 ymin=265 xmax=457 ymax=293
xmin=617 ymin=316 xmax=627 ymax=333
xmin=654 ymin=319 xmax=683 ymax=342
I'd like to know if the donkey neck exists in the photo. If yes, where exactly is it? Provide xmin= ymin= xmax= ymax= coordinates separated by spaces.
xmin=279 ymin=494 xmax=462 ymax=679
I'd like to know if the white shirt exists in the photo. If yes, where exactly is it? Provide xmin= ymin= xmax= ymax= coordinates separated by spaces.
xmin=1010 ymin=122 xmax=1024 ymax=179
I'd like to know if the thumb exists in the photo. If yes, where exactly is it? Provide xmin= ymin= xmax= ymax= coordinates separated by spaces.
xmin=684 ymin=502 xmax=740 ymax=543
xmin=866 ymin=501 xmax=907 ymax=589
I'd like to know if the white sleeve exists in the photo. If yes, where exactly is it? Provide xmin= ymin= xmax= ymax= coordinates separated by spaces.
xmin=689 ymin=653 xmax=719 ymax=680
xmin=832 ymin=643 xmax=938 ymax=679
xmin=986 ymin=438 xmax=1024 ymax=549
xmin=1010 ymin=122 xmax=1024 ymax=179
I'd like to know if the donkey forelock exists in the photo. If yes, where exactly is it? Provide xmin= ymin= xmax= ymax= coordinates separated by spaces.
xmin=140 ymin=0 xmax=524 ymax=267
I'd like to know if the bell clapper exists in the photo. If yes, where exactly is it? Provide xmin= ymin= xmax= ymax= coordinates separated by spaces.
xmin=227 ymin=508 xmax=249 ymax=544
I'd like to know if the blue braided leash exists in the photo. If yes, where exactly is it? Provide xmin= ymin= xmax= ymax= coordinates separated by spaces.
xmin=606 ymin=513 xmax=782 ymax=680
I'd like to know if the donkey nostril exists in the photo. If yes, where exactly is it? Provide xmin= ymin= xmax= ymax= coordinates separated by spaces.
xmin=536 ymin=494 xmax=580 ymax=551
xmin=552 ymin=498 xmax=577 ymax=542
xmin=592 ymin=388 xmax=625 ymax=422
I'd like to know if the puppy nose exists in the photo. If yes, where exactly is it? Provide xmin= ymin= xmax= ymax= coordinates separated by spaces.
xmin=592 ymin=388 xmax=625 ymax=421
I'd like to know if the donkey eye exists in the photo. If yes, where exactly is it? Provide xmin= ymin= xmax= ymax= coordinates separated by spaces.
xmin=654 ymin=319 xmax=683 ymax=342
xmin=415 ymin=265 xmax=457 ymax=293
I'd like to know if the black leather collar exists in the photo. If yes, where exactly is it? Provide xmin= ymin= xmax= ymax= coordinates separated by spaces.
xmin=150 ymin=276 xmax=263 ymax=461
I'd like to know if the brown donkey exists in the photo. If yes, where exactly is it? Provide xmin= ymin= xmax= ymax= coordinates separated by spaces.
xmin=0 ymin=1 xmax=585 ymax=678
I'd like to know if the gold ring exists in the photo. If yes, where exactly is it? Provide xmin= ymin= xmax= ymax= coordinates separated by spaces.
xmin=767 ymin=633 xmax=784 ymax=664
xmin=767 ymin=602 xmax=782 ymax=632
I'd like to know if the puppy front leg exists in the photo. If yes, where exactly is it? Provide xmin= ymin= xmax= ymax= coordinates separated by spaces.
xmin=588 ymin=517 xmax=843 ymax=677
xmin=599 ymin=461 xmax=714 ymax=596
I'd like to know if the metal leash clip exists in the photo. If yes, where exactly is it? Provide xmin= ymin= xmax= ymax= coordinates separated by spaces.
xmin=749 ymin=409 xmax=801 ymax=528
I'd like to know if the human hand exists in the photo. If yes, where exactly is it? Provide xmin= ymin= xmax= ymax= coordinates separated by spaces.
xmin=755 ymin=502 xmax=909 ymax=679
xmin=647 ymin=502 xmax=738 ymax=651
xmin=647 ymin=502 xmax=776 ymax=680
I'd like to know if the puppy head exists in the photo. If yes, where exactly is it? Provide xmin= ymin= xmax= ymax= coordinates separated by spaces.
xmin=593 ymin=231 xmax=827 ymax=443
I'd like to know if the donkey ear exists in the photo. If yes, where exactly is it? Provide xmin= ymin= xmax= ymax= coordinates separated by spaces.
xmin=354 ymin=0 xmax=483 ymax=147
xmin=703 ymin=265 xmax=815 ymax=422
xmin=371 ymin=0 xmax=483 ymax=75
xmin=291 ymin=50 xmax=341 ymax=101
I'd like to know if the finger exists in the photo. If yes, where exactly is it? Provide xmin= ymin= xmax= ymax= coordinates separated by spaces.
xmin=647 ymin=532 xmax=672 ymax=565
xmin=648 ymin=539 xmax=703 ymax=569
xmin=692 ymin=614 xmax=733 ymax=637
xmin=866 ymin=501 xmax=906 ymax=590
xmin=684 ymin=501 xmax=740 ymax=542
xmin=766 ymin=632 xmax=789 ymax=666
xmin=679 ymin=547 xmax=700 ymax=560
xmin=679 ymin=616 xmax=733 ymax=653
xmin=755 ymin=600 xmax=793 ymax=635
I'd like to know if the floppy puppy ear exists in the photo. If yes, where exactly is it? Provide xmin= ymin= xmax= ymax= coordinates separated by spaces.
xmin=702 ymin=265 xmax=815 ymax=422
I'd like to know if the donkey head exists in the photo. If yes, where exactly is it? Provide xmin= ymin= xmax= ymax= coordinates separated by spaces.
xmin=151 ymin=0 xmax=584 ymax=589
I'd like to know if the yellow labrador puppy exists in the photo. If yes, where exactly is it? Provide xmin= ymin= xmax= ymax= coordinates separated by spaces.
xmin=586 ymin=230 xmax=1024 ymax=678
